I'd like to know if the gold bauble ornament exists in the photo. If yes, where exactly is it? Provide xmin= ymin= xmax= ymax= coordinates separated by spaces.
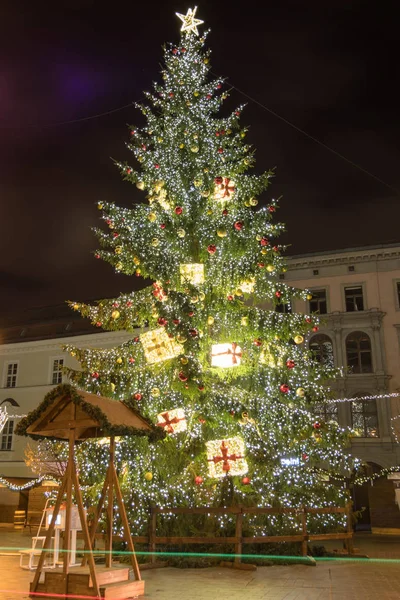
xmin=226 ymin=129 xmax=232 ymax=134
xmin=194 ymin=179 xmax=202 ymax=187
xmin=73 ymin=303 xmax=80 ymax=311
xmin=243 ymin=158 xmax=250 ymax=165
xmin=136 ymin=181 xmax=145 ymax=190
xmin=157 ymin=137 xmax=163 ymax=143
xmin=241 ymin=316 xmax=248 ymax=326
xmin=250 ymin=198 xmax=258 ymax=206
xmin=294 ymin=335 xmax=304 ymax=345
xmin=261 ymin=249 xmax=267 ymax=255
xmin=217 ymin=228 xmax=227 ymax=238
xmin=115 ymin=262 xmax=122 ymax=270
xmin=256 ymin=234 xmax=262 ymax=241
xmin=244 ymin=199 xmax=251 ymax=207
xmin=115 ymin=246 xmax=122 ymax=254
xmin=111 ymin=310 xmax=120 ymax=320
xmin=144 ymin=472 xmax=153 ymax=481
xmin=179 ymin=143 xmax=185 ymax=149
xmin=191 ymin=146 xmax=199 ymax=153
xmin=151 ymin=238 xmax=160 ymax=247
xmin=194 ymin=91 xmax=200 ymax=97
xmin=181 ymin=357 xmax=189 ymax=364
xmin=135 ymin=268 xmax=141 ymax=275
xmin=137 ymin=156 xmax=144 ymax=163
xmin=296 ymin=388 xmax=305 ymax=397
xmin=201 ymin=190 xmax=210 ymax=197
xmin=204 ymin=57 xmax=209 ymax=64
xmin=97 ymin=202 xmax=103 ymax=210
xmin=235 ymin=289 xmax=243 ymax=296
xmin=148 ymin=213 xmax=156 ymax=222
xmin=199 ymin=292 xmax=206 ymax=301
xmin=203 ymin=167 xmax=209 ymax=173
xmin=177 ymin=335 xmax=187 ymax=343
xmin=133 ymin=256 xmax=140 ymax=265
xmin=116 ymin=357 xmax=123 ymax=364
xmin=177 ymin=229 xmax=186 ymax=238
xmin=306 ymin=293 xmax=313 ymax=300
xmin=110 ymin=383 xmax=115 ymax=392
xmin=207 ymin=316 xmax=214 ymax=325
xmin=240 ymin=131 xmax=246 ymax=138
xmin=207 ymin=209 xmax=213 ymax=215
xmin=191 ymin=295 xmax=199 ymax=303
xmin=186 ymin=101 xmax=191 ymax=107
xmin=266 ymin=265 xmax=275 ymax=272
xmin=151 ymin=387 xmax=160 ymax=397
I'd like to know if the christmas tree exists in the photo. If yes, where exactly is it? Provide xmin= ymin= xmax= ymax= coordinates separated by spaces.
xmin=65 ymin=8 xmax=355 ymax=536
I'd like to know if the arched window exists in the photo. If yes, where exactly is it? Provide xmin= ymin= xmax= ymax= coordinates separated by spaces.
xmin=0 ymin=400 xmax=15 ymax=451
xmin=351 ymin=393 xmax=379 ymax=438
xmin=309 ymin=334 xmax=334 ymax=368
xmin=346 ymin=331 xmax=372 ymax=373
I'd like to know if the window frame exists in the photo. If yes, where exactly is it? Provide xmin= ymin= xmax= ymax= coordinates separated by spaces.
xmin=308 ymin=288 xmax=329 ymax=315
xmin=275 ymin=300 xmax=292 ymax=314
xmin=345 ymin=331 xmax=373 ymax=374
xmin=0 ymin=418 xmax=14 ymax=451
xmin=3 ymin=361 xmax=19 ymax=389
xmin=393 ymin=279 xmax=400 ymax=311
xmin=342 ymin=283 xmax=366 ymax=312
xmin=50 ymin=356 xmax=65 ymax=386
xmin=350 ymin=396 xmax=380 ymax=439
xmin=309 ymin=333 xmax=335 ymax=368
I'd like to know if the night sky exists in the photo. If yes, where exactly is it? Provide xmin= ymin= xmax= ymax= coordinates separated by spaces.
xmin=1 ymin=0 xmax=399 ymax=321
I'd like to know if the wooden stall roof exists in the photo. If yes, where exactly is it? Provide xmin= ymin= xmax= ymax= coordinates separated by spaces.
xmin=15 ymin=384 xmax=162 ymax=441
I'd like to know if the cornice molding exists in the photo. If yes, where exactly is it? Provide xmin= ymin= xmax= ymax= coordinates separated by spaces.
xmin=287 ymin=248 xmax=400 ymax=270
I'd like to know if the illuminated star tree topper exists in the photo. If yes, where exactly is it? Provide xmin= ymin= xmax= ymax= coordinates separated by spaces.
xmin=176 ymin=6 xmax=204 ymax=36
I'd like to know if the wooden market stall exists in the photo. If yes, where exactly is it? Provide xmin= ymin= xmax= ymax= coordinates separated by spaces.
xmin=16 ymin=383 xmax=158 ymax=600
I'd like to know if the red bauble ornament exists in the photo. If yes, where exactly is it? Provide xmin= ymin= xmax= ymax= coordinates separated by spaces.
xmin=113 ymin=232 xmax=119 ymax=238
xmin=302 ymin=453 xmax=309 ymax=461
xmin=312 ymin=326 xmax=319 ymax=332
xmin=178 ymin=372 xmax=188 ymax=382
xmin=189 ymin=328 xmax=198 ymax=337
xmin=96 ymin=321 xmax=102 ymax=327
xmin=227 ymin=295 xmax=234 ymax=301
xmin=286 ymin=360 xmax=295 ymax=369
xmin=112 ymin=302 xmax=119 ymax=307
xmin=172 ymin=48 xmax=178 ymax=55
xmin=134 ymin=393 xmax=142 ymax=401
xmin=168 ymin=92 xmax=174 ymax=98
xmin=242 ymin=477 xmax=250 ymax=485
xmin=157 ymin=317 xmax=167 ymax=326
xmin=195 ymin=476 xmax=203 ymax=485
xmin=275 ymin=291 xmax=281 ymax=298
xmin=313 ymin=422 xmax=321 ymax=429
xmin=207 ymin=244 xmax=217 ymax=254
xmin=268 ymin=205 xmax=276 ymax=213
xmin=234 ymin=221 xmax=243 ymax=231
xmin=95 ymin=253 xmax=100 ymax=259
xmin=260 ymin=237 xmax=269 ymax=246
xmin=206 ymin=94 xmax=212 ymax=100
xmin=172 ymin=319 xmax=180 ymax=325
xmin=141 ymin=144 xmax=147 ymax=150
xmin=215 ymin=131 xmax=220 ymax=137
xmin=198 ymin=384 xmax=205 ymax=391
xmin=199 ymin=418 xmax=206 ymax=424
xmin=253 ymin=338 xmax=262 ymax=347
xmin=160 ymin=223 xmax=166 ymax=229
xmin=257 ymin=262 xmax=265 ymax=268
xmin=174 ymin=206 xmax=183 ymax=215
xmin=133 ymin=337 xmax=139 ymax=343
xmin=273 ymin=245 xmax=279 ymax=252
xmin=130 ymin=130 xmax=136 ymax=136
xmin=91 ymin=372 xmax=99 ymax=379
xmin=220 ymin=129 xmax=226 ymax=135
xmin=280 ymin=384 xmax=290 ymax=393
xmin=235 ymin=111 xmax=240 ymax=116
xmin=217 ymin=147 xmax=223 ymax=154
xmin=305 ymin=317 xmax=312 ymax=323
xmin=214 ymin=176 xmax=223 ymax=184
xmin=126 ymin=301 xmax=132 ymax=307
xmin=128 ymin=357 xmax=135 ymax=364
xmin=127 ymin=168 xmax=132 ymax=174
xmin=216 ymin=83 xmax=222 ymax=89
xmin=154 ymin=164 xmax=160 ymax=169
xmin=222 ymin=209 xmax=228 ymax=216
xmin=181 ymin=47 xmax=186 ymax=53
xmin=188 ymin=311 xmax=194 ymax=317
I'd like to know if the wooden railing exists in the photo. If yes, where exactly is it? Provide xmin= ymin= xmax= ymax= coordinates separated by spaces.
xmin=88 ymin=502 xmax=354 ymax=564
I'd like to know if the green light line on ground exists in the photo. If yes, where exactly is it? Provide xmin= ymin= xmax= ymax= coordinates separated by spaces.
xmin=1 ymin=547 xmax=400 ymax=563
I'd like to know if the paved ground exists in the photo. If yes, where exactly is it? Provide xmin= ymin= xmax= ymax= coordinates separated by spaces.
xmin=1 ymin=529 xmax=400 ymax=600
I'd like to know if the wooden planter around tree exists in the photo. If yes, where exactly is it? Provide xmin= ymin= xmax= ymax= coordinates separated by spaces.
xmin=16 ymin=383 xmax=160 ymax=600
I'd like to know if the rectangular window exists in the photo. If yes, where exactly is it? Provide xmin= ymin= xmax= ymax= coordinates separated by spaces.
xmin=309 ymin=289 xmax=327 ymax=314
xmin=1 ymin=419 xmax=14 ymax=451
xmin=344 ymin=286 xmax=364 ymax=312
xmin=314 ymin=401 xmax=338 ymax=424
xmin=5 ymin=363 xmax=18 ymax=388
xmin=275 ymin=302 xmax=291 ymax=314
xmin=351 ymin=400 xmax=379 ymax=438
xmin=51 ymin=358 xmax=64 ymax=385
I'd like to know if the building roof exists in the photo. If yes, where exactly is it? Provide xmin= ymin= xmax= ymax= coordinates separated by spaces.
xmin=15 ymin=384 xmax=162 ymax=442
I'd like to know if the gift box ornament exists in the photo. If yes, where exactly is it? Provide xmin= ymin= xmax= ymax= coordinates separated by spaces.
xmin=206 ymin=436 xmax=248 ymax=478
xmin=211 ymin=342 xmax=242 ymax=367
xmin=156 ymin=408 xmax=187 ymax=434
xmin=238 ymin=278 xmax=256 ymax=294
xmin=180 ymin=263 xmax=205 ymax=285
xmin=214 ymin=177 xmax=236 ymax=202
xmin=140 ymin=327 xmax=183 ymax=364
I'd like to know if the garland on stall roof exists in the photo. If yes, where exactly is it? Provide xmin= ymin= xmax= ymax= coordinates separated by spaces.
xmin=0 ymin=475 xmax=58 ymax=491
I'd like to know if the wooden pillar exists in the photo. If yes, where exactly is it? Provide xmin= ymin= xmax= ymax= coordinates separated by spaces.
xmin=63 ymin=427 xmax=75 ymax=582
xmin=300 ymin=506 xmax=308 ymax=557
xmin=234 ymin=509 xmax=243 ymax=565
xmin=106 ymin=436 xmax=115 ymax=568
